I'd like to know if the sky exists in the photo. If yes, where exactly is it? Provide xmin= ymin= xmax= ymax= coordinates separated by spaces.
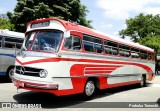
xmin=1 ymin=0 xmax=160 ymax=41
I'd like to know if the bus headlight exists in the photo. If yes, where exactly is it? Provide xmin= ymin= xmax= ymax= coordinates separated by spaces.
xmin=39 ymin=70 xmax=48 ymax=78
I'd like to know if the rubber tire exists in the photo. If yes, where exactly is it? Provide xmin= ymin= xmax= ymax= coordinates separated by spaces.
xmin=6 ymin=67 xmax=14 ymax=82
xmin=139 ymin=75 xmax=146 ymax=87
xmin=83 ymin=80 xmax=96 ymax=99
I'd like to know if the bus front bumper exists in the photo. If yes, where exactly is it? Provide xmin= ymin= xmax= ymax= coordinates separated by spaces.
xmin=12 ymin=78 xmax=58 ymax=90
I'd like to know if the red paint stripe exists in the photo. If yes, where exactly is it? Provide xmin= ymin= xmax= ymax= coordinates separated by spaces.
xmin=16 ymin=57 xmax=153 ymax=80
xmin=16 ymin=58 xmax=60 ymax=65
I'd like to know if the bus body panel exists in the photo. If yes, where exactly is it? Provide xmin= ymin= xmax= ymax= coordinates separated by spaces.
xmin=0 ymin=30 xmax=24 ymax=77
xmin=11 ymin=18 xmax=155 ymax=96
xmin=13 ymin=51 xmax=154 ymax=96
xmin=1 ymin=48 xmax=16 ymax=74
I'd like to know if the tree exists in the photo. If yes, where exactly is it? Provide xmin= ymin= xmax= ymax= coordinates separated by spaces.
xmin=0 ymin=19 xmax=15 ymax=30
xmin=119 ymin=13 xmax=160 ymax=53
xmin=140 ymin=34 xmax=160 ymax=53
xmin=7 ymin=0 xmax=93 ymax=32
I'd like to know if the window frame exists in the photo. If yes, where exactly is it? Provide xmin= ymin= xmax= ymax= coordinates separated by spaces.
xmin=83 ymin=34 xmax=103 ymax=54
xmin=119 ymin=44 xmax=130 ymax=57
xmin=148 ymin=52 xmax=154 ymax=61
xmin=4 ymin=36 xmax=23 ymax=49
xmin=104 ymin=40 xmax=118 ymax=56
xmin=64 ymin=35 xmax=82 ymax=51
xmin=140 ymin=50 xmax=147 ymax=60
xmin=131 ymin=47 xmax=140 ymax=59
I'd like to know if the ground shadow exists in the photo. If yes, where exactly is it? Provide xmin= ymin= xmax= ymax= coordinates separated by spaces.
xmin=0 ymin=76 xmax=11 ymax=83
xmin=13 ymin=91 xmax=86 ymax=108
xmin=157 ymin=98 xmax=160 ymax=105
xmin=13 ymin=83 xmax=149 ymax=108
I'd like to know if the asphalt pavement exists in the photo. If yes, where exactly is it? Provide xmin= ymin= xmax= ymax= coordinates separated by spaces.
xmin=0 ymin=75 xmax=160 ymax=111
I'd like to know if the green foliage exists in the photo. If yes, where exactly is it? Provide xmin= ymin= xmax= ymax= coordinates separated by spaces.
xmin=139 ymin=35 xmax=160 ymax=53
xmin=0 ymin=19 xmax=15 ymax=30
xmin=7 ymin=0 xmax=93 ymax=32
xmin=119 ymin=13 xmax=160 ymax=54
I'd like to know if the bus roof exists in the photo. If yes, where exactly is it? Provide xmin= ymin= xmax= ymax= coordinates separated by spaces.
xmin=0 ymin=29 xmax=24 ymax=39
xmin=27 ymin=18 xmax=154 ymax=52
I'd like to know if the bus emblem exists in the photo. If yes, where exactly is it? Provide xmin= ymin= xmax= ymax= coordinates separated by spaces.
xmin=20 ymin=67 xmax=25 ymax=75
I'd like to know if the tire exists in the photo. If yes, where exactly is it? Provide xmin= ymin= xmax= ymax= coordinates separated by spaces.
xmin=84 ymin=80 xmax=96 ymax=98
xmin=6 ymin=67 xmax=14 ymax=81
xmin=139 ymin=75 xmax=146 ymax=87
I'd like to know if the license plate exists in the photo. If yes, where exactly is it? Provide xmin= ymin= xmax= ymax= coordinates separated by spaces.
xmin=14 ymin=81 xmax=24 ymax=87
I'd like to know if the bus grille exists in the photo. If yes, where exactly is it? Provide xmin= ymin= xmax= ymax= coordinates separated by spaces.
xmin=15 ymin=66 xmax=42 ymax=77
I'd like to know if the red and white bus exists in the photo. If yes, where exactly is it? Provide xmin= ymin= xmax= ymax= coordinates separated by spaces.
xmin=12 ymin=18 xmax=155 ymax=97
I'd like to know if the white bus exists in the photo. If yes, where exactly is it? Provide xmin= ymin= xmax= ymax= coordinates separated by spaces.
xmin=0 ymin=29 xmax=24 ymax=80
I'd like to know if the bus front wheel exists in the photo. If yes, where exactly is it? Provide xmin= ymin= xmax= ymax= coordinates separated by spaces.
xmin=84 ymin=80 xmax=96 ymax=98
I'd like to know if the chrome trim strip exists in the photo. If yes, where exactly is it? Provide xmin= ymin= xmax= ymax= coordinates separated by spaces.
xmin=12 ymin=74 xmax=53 ymax=84
xmin=60 ymin=50 xmax=155 ymax=64
xmin=16 ymin=69 xmax=39 ymax=73
xmin=26 ymin=84 xmax=58 ymax=90
xmin=52 ymin=73 xmax=144 ymax=78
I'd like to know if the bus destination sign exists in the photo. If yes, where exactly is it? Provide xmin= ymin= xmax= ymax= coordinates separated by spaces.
xmin=30 ymin=21 xmax=50 ymax=29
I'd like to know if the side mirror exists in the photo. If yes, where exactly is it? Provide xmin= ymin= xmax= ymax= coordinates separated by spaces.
xmin=64 ymin=30 xmax=70 ymax=38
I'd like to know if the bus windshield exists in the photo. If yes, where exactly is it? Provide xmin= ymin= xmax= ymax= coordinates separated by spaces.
xmin=24 ymin=30 xmax=63 ymax=52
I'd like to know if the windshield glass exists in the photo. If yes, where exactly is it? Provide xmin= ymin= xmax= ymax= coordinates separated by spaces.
xmin=24 ymin=30 xmax=63 ymax=52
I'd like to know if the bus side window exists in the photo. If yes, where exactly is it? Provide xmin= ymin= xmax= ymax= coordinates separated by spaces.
xmin=140 ymin=50 xmax=147 ymax=60
xmin=148 ymin=53 xmax=151 ymax=60
xmin=83 ymin=35 xmax=94 ymax=52
xmin=148 ymin=52 xmax=154 ymax=61
xmin=131 ymin=48 xmax=140 ymax=59
xmin=83 ymin=34 xmax=102 ymax=53
xmin=4 ymin=37 xmax=23 ymax=49
xmin=72 ymin=36 xmax=81 ymax=50
xmin=93 ymin=38 xmax=102 ymax=53
xmin=104 ymin=40 xmax=118 ymax=55
xmin=119 ymin=44 xmax=130 ymax=57
xmin=4 ymin=37 xmax=15 ymax=48
xmin=64 ymin=35 xmax=81 ymax=50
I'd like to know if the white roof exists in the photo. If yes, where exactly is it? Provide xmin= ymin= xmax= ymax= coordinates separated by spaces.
xmin=0 ymin=29 xmax=24 ymax=39
xmin=91 ymin=29 xmax=154 ymax=52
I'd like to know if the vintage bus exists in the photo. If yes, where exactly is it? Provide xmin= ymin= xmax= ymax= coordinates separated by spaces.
xmin=11 ymin=18 xmax=155 ymax=97
xmin=0 ymin=29 xmax=24 ymax=80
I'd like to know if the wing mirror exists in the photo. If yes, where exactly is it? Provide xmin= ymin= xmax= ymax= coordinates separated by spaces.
xmin=64 ymin=30 xmax=70 ymax=38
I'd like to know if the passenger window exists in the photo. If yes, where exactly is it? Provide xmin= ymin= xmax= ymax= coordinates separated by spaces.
xmin=83 ymin=35 xmax=102 ymax=53
xmin=131 ymin=48 xmax=140 ymax=58
xmin=94 ymin=38 xmax=102 ymax=53
xmin=104 ymin=40 xmax=118 ymax=55
xmin=119 ymin=44 xmax=130 ymax=57
xmin=148 ymin=53 xmax=154 ymax=61
xmin=84 ymin=41 xmax=94 ymax=52
xmin=140 ymin=50 xmax=147 ymax=60
xmin=4 ymin=37 xmax=23 ymax=49
xmin=64 ymin=35 xmax=81 ymax=50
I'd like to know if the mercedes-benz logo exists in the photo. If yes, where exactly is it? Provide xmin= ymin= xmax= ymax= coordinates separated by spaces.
xmin=20 ymin=67 xmax=25 ymax=75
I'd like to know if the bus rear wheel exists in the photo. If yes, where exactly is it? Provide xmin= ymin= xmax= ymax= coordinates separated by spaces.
xmin=84 ymin=80 xmax=95 ymax=98
xmin=140 ymin=75 xmax=146 ymax=87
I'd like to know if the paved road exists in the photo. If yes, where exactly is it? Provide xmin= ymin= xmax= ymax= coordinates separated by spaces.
xmin=0 ymin=76 xmax=160 ymax=111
